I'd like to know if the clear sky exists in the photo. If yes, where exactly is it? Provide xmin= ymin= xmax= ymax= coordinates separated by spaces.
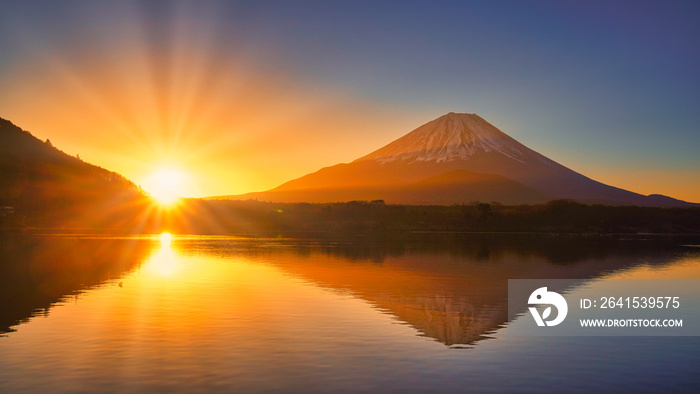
xmin=1 ymin=1 xmax=698 ymax=202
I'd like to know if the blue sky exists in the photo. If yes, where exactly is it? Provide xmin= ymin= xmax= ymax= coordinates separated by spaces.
xmin=1 ymin=1 xmax=698 ymax=200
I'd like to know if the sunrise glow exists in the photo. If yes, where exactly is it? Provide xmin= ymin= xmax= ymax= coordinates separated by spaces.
xmin=144 ymin=168 xmax=187 ymax=206
xmin=160 ymin=232 xmax=172 ymax=247
xmin=1 ymin=2 xmax=696 ymax=201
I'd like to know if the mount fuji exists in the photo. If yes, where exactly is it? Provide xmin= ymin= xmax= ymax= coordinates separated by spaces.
xmin=225 ymin=112 xmax=694 ymax=207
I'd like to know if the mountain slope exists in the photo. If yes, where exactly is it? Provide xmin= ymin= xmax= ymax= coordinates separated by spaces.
xmin=225 ymin=112 xmax=695 ymax=207
xmin=227 ymin=168 xmax=547 ymax=205
xmin=353 ymin=113 xmax=651 ymax=204
xmin=0 ymin=117 xmax=146 ymax=226
xmin=388 ymin=170 xmax=546 ymax=205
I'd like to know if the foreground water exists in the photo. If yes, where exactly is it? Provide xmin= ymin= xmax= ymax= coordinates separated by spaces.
xmin=0 ymin=233 xmax=698 ymax=392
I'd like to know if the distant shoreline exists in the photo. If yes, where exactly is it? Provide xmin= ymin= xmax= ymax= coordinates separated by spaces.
xmin=2 ymin=199 xmax=700 ymax=236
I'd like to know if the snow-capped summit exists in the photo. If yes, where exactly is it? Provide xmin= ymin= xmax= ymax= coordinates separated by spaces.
xmin=357 ymin=112 xmax=533 ymax=165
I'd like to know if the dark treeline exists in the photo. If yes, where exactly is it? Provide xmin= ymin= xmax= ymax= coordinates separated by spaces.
xmin=170 ymin=199 xmax=700 ymax=235
xmin=2 ymin=197 xmax=700 ymax=235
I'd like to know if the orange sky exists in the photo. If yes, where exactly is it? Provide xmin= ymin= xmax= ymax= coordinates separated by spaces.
xmin=3 ymin=52 xmax=698 ymax=202
xmin=0 ymin=2 xmax=698 ymax=202
xmin=0 ymin=37 xmax=419 ymax=197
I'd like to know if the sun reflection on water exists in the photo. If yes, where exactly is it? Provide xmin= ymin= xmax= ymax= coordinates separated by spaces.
xmin=160 ymin=232 xmax=172 ymax=247
xmin=145 ymin=233 xmax=178 ymax=277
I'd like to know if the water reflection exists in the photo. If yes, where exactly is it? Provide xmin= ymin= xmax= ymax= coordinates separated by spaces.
xmin=258 ymin=235 xmax=699 ymax=347
xmin=0 ymin=234 xmax=156 ymax=335
xmin=144 ymin=233 xmax=179 ymax=277
xmin=0 ymin=233 xmax=698 ymax=391
xmin=160 ymin=232 xmax=172 ymax=247
xmin=2 ymin=233 xmax=697 ymax=345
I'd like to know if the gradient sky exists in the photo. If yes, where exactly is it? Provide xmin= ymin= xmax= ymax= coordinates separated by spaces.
xmin=1 ymin=0 xmax=698 ymax=201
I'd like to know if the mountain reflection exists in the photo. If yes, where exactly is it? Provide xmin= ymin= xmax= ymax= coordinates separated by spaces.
xmin=258 ymin=234 xmax=691 ymax=346
xmin=0 ymin=235 xmax=156 ymax=334
xmin=0 ymin=233 xmax=693 ymax=347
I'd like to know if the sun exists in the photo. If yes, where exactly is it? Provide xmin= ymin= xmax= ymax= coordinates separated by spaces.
xmin=144 ymin=168 xmax=187 ymax=205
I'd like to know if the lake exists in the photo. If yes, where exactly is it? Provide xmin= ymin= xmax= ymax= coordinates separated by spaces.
xmin=1 ymin=233 xmax=699 ymax=392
